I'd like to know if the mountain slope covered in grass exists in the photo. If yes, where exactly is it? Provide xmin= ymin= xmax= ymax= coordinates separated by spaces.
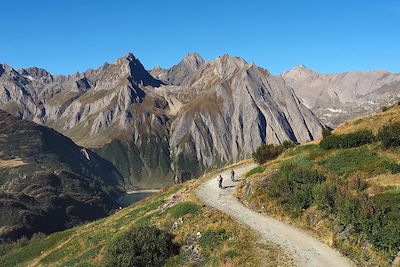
xmin=239 ymin=103 xmax=400 ymax=266
xmin=0 ymin=163 xmax=291 ymax=267
xmin=0 ymin=111 xmax=124 ymax=242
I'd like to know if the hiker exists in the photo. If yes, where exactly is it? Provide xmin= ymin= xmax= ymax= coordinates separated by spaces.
xmin=230 ymin=169 xmax=235 ymax=182
xmin=217 ymin=175 xmax=223 ymax=189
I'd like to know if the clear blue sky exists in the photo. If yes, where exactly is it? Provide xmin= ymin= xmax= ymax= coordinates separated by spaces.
xmin=1 ymin=0 xmax=399 ymax=75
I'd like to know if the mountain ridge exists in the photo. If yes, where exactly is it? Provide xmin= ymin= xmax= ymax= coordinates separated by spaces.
xmin=1 ymin=52 xmax=326 ymax=187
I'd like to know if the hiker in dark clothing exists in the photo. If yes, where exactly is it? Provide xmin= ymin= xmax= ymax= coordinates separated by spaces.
xmin=218 ymin=175 xmax=223 ymax=189
xmin=230 ymin=169 xmax=235 ymax=182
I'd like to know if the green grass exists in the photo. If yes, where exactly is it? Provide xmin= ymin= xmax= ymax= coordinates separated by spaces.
xmin=199 ymin=229 xmax=232 ymax=256
xmin=322 ymin=147 xmax=396 ymax=177
xmin=168 ymin=201 xmax=200 ymax=219
xmin=0 ymin=230 xmax=73 ymax=267
xmin=354 ymin=118 xmax=364 ymax=125
xmin=246 ymin=165 xmax=266 ymax=177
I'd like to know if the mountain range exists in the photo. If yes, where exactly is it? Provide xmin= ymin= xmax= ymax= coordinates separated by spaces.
xmin=282 ymin=65 xmax=400 ymax=126
xmin=0 ymin=53 xmax=325 ymax=189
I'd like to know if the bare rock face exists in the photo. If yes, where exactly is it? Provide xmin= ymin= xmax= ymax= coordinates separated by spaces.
xmin=168 ymin=55 xmax=323 ymax=170
xmin=282 ymin=65 xmax=400 ymax=127
xmin=0 ymin=53 xmax=325 ymax=187
xmin=151 ymin=52 xmax=206 ymax=86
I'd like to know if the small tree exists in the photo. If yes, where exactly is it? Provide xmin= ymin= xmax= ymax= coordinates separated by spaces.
xmin=252 ymin=144 xmax=285 ymax=164
xmin=104 ymin=226 xmax=179 ymax=267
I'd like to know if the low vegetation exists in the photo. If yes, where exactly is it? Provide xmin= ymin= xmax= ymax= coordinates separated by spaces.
xmin=241 ymin=116 xmax=400 ymax=266
xmin=320 ymin=130 xmax=375 ymax=150
xmin=0 ymin=165 xmax=289 ymax=267
xmin=252 ymin=141 xmax=295 ymax=164
xmin=377 ymin=121 xmax=400 ymax=148
xmin=104 ymin=226 xmax=179 ymax=267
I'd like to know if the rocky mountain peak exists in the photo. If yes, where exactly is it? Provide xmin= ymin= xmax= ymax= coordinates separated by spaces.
xmin=19 ymin=67 xmax=54 ymax=83
xmin=0 ymin=63 xmax=14 ymax=77
xmin=283 ymin=64 xmax=318 ymax=79
xmin=111 ymin=52 xmax=162 ymax=87
xmin=182 ymin=52 xmax=205 ymax=71
xmin=214 ymin=54 xmax=249 ymax=77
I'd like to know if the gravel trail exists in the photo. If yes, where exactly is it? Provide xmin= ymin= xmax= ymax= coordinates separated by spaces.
xmin=196 ymin=163 xmax=353 ymax=267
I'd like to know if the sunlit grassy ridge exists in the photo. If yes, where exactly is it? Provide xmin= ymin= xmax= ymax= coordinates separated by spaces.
xmin=239 ymin=105 xmax=400 ymax=266
xmin=0 ymin=163 xmax=289 ymax=267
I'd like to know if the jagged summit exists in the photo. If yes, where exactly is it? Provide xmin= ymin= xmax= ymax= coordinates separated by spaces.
xmin=110 ymin=52 xmax=162 ymax=87
xmin=182 ymin=52 xmax=205 ymax=70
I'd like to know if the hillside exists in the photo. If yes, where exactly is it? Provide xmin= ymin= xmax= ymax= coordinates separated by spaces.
xmin=0 ymin=162 xmax=291 ymax=267
xmin=0 ymin=53 xmax=325 ymax=188
xmin=0 ymin=111 xmax=124 ymax=242
xmin=238 ymin=103 xmax=400 ymax=266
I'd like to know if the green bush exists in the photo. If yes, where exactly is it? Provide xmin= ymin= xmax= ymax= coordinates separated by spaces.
xmin=366 ymin=191 xmax=400 ymax=257
xmin=104 ymin=226 xmax=179 ymax=267
xmin=389 ymin=162 xmax=400 ymax=174
xmin=377 ymin=122 xmax=400 ymax=148
xmin=282 ymin=140 xmax=296 ymax=149
xmin=320 ymin=130 xmax=375 ymax=150
xmin=313 ymin=181 xmax=339 ymax=212
xmin=253 ymin=141 xmax=296 ymax=165
xmin=267 ymin=162 xmax=325 ymax=216
xmin=322 ymin=128 xmax=332 ymax=138
xmin=168 ymin=202 xmax=200 ymax=219
xmin=252 ymin=144 xmax=285 ymax=164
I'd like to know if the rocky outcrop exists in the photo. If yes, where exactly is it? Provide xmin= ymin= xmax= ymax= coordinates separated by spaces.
xmin=0 ymin=53 xmax=325 ymax=188
xmin=151 ymin=52 xmax=205 ymax=86
xmin=282 ymin=65 xmax=400 ymax=127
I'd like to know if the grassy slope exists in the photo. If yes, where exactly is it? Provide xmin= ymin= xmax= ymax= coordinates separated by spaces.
xmin=238 ymin=104 xmax=400 ymax=266
xmin=0 ymin=162 xmax=291 ymax=267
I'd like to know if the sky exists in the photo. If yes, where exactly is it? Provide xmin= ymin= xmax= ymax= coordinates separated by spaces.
xmin=1 ymin=0 xmax=399 ymax=75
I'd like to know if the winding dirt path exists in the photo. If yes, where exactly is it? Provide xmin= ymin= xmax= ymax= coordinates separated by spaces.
xmin=196 ymin=163 xmax=353 ymax=267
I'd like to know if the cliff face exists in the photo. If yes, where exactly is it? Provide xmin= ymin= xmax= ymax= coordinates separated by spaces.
xmin=0 ymin=53 xmax=325 ymax=187
xmin=282 ymin=65 xmax=400 ymax=127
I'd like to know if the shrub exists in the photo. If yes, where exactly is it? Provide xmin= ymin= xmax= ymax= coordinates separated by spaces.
xmin=313 ymin=181 xmax=339 ymax=212
xmin=168 ymin=202 xmax=200 ymax=219
xmin=282 ymin=140 xmax=296 ymax=149
xmin=377 ymin=122 xmax=400 ymax=148
xmin=320 ymin=130 xmax=375 ymax=150
xmin=366 ymin=191 xmax=400 ymax=257
xmin=253 ymin=141 xmax=296 ymax=165
xmin=322 ymin=128 xmax=332 ymax=138
xmin=382 ymin=106 xmax=389 ymax=112
xmin=389 ymin=162 xmax=400 ymax=174
xmin=347 ymin=173 xmax=368 ymax=191
xmin=104 ymin=226 xmax=179 ymax=267
xmin=337 ymin=195 xmax=365 ymax=231
xmin=267 ymin=162 xmax=325 ymax=216
xmin=252 ymin=144 xmax=285 ymax=164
